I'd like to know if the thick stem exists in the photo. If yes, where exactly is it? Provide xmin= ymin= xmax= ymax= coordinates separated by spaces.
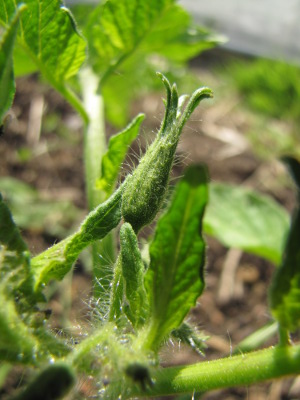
xmin=79 ymin=67 xmax=116 ymax=299
xmin=127 ymin=344 xmax=300 ymax=398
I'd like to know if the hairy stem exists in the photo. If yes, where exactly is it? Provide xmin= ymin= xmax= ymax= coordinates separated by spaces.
xmin=127 ymin=344 xmax=300 ymax=398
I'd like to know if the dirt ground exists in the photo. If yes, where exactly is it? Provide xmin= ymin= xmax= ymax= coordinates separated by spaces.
xmin=1 ymin=60 xmax=299 ymax=399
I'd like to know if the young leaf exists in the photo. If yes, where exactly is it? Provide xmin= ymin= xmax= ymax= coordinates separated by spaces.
xmin=0 ymin=6 xmax=24 ymax=123
xmin=31 ymin=186 xmax=123 ymax=292
xmin=144 ymin=165 xmax=208 ymax=350
xmin=0 ymin=1 xmax=86 ymax=118
xmin=204 ymin=183 xmax=290 ymax=264
xmin=270 ymin=157 xmax=300 ymax=332
xmin=96 ymin=114 xmax=145 ymax=196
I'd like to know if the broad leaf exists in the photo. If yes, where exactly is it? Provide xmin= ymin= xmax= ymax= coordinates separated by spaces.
xmin=86 ymin=0 xmax=173 ymax=78
xmin=0 ymin=6 xmax=23 ymax=123
xmin=0 ymin=1 xmax=86 ymax=111
xmin=96 ymin=114 xmax=144 ymax=196
xmin=31 ymin=185 xmax=123 ymax=292
xmin=145 ymin=165 xmax=208 ymax=349
xmin=270 ymin=157 xmax=300 ymax=331
xmin=204 ymin=183 xmax=290 ymax=264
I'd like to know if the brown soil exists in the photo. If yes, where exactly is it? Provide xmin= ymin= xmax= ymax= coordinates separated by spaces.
xmin=1 ymin=66 xmax=299 ymax=400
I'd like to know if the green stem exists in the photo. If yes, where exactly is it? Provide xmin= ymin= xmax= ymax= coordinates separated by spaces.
xmin=278 ymin=324 xmax=291 ymax=347
xmin=79 ymin=67 xmax=107 ymax=210
xmin=127 ymin=344 xmax=300 ymax=398
xmin=79 ymin=67 xmax=117 ymax=299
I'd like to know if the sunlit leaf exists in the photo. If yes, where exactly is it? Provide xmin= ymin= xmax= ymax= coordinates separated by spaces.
xmin=86 ymin=0 xmax=173 ymax=77
xmin=204 ymin=183 xmax=290 ymax=264
xmin=0 ymin=0 xmax=86 ymax=110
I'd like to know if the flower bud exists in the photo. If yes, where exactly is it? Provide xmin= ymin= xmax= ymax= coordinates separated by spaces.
xmin=121 ymin=73 xmax=212 ymax=232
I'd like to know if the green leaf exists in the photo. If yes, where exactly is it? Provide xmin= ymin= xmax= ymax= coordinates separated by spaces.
xmin=86 ymin=0 xmax=173 ymax=78
xmin=31 ymin=185 xmax=123 ymax=292
xmin=204 ymin=183 xmax=290 ymax=264
xmin=0 ymin=1 xmax=86 ymax=118
xmin=144 ymin=165 xmax=208 ymax=349
xmin=85 ymin=0 xmax=218 ymax=126
xmin=270 ymin=157 xmax=300 ymax=332
xmin=0 ymin=177 xmax=82 ymax=238
xmin=96 ymin=114 xmax=145 ymax=196
xmin=139 ymin=5 xmax=221 ymax=63
xmin=0 ymin=6 xmax=23 ymax=124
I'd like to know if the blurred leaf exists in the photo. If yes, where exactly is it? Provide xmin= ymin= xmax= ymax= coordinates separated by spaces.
xmin=0 ymin=177 xmax=82 ymax=238
xmin=270 ymin=157 xmax=300 ymax=332
xmin=145 ymin=165 xmax=208 ymax=349
xmin=0 ymin=0 xmax=86 ymax=104
xmin=204 ymin=183 xmax=290 ymax=264
xmin=12 ymin=364 xmax=75 ymax=400
xmin=229 ymin=58 xmax=300 ymax=123
xmin=0 ymin=6 xmax=23 ymax=123
xmin=0 ymin=195 xmax=71 ymax=365
xmin=139 ymin=5 xmax=221 ymax=62
xmin=0 ymin=288 xmax=39 ymax=364
xmin=96 ymin=114 xmax=144 ymax=195
xmin=0 ymin=363 xmax=11 ymax=389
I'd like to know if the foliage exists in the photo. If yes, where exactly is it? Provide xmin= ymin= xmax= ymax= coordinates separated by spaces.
xmin=229 ymin=58 xmax=300 ymax=123
xmin=1 ymin=1 xmax=300 ymax=399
